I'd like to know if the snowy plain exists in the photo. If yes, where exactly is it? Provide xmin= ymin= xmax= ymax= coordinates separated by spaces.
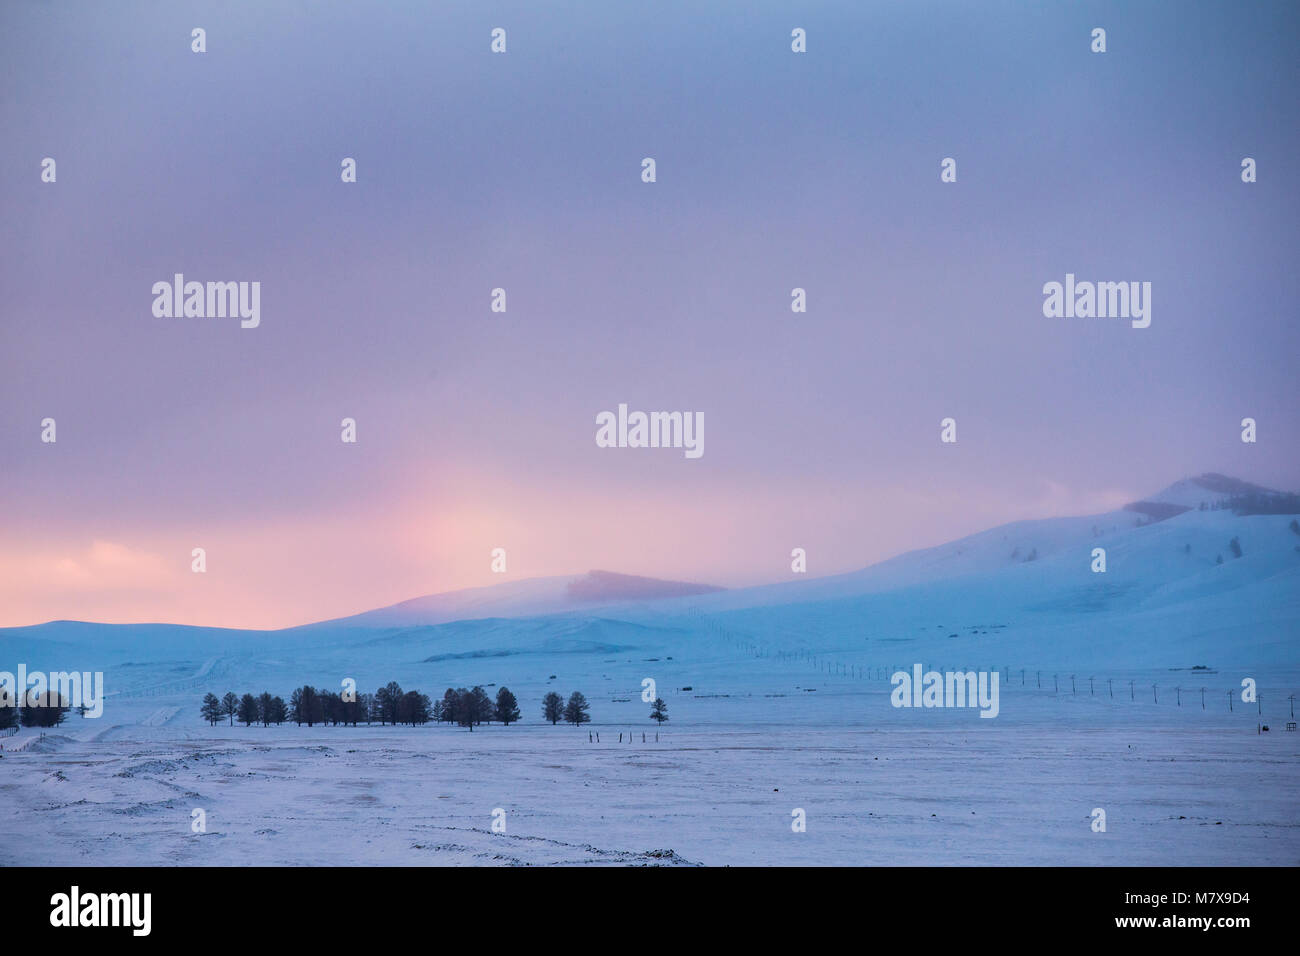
xmin=3 ymin=686 xmax=1297 ymax=867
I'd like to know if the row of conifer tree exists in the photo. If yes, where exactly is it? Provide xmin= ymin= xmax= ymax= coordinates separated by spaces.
xmin=199 ymin=684 xmax=616 ymax=730
xmin=0 ymin=692 xmax=71 ymax=730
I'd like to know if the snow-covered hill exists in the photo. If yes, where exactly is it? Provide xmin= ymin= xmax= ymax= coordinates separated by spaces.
xmin=2 ymin=476 xmax=1296 ymax=672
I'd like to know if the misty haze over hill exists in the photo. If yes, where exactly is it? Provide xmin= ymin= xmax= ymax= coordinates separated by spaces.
xmin=2 ymin=473 xmax=1295 ymax=673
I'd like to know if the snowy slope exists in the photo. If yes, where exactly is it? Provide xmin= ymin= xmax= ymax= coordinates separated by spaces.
xmin=301 ymin=570 xmax=724 ymax=630
xmin=1138 ymin=473 xmax=1281 ymax=511
xmin=2 ymin=477 xmax=1295 ymax=674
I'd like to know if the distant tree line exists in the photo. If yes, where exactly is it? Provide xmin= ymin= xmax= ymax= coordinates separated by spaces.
xmin=201 ymin=691 xmax=290 ymax=727
xmin=198 ymin=683 xmax=589 ymax=730
xmin=434 ymin=685 xmax=520 ymax=730
xmin=7 ymin=684 xmax=606 ymax=734
xmin=542 ymin=690 xmax=590 ymax=726
xmin=1199 ymin=492 xmax=1300 ymax=516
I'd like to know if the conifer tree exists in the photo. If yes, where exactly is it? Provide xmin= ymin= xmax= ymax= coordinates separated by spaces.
xmin=563 ymin=691 xmax=590 ymax=727
xmin=20 ymin=690 xmax=68 ymax=728
xmin=495 ymin=687 xmax=521 ymax=726
xmin=439 ymin=688 xmax=460 ymax=725
xmin=470 ymin=686 xmax=493 ymax=726
xmin=542 ymin=691 xmax=564 ymax=725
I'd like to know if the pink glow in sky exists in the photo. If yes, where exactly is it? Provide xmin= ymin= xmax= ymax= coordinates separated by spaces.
xmin=2 ymin=1 xmax=1296 ymax=628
